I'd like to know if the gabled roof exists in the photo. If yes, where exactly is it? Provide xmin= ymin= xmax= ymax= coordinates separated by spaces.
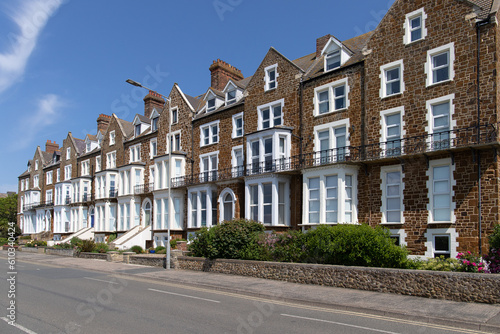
xmin=133 ymin=114 xmax=151 ymax=125
xmin=467 ymin=0 xmax=493 ymax=18
xmin=114 ymin=115 xmax=134 ymax=139
xmin=304 ymin=31 xmax=373 ymax=80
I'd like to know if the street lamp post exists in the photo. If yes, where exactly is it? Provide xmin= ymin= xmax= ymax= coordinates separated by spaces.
xmin=126 ymin=79 xmax=172 ymax=270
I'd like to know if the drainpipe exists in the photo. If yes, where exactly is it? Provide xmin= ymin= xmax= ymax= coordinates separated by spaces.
xmin=476 ymin=18 xmax=489 ymax=257
xmin=299 ymin=77 xmax=304 ymax=162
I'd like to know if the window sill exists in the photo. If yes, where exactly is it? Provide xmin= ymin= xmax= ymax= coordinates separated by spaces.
xmin=404 ymin=38 xmax=424 ymax=46
xmin=314 ymin=108 xmax=347 ymax=118
xmin=200 ymin=142 xmax=218 ymax=149
xmin=428 ymin=221 xmax=454 ymax=225
xmin=264 ymin=87 xmax=277 ymax=93
xmin=426 ymin=79 xmax=453 ymax=88
xmin=381 ymin=92 xmax=403 ymax=100
xmin=380 ymin=222 xmax=404 ymax=225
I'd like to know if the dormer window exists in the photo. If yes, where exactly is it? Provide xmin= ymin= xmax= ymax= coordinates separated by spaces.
xmin=86 ymin=142 xmax=91 ymax=153
xmin=326 ymin=50 xmax=341 ymax=71
xmin=207 ymin=98 xmax=216 ymax=112
xmin=264 ymin=64 xmax=278 ymax=91
xmin=152 ymin=117 xmax=159 ymax=131
xmin=226 ymin=90 xmax=236 ymax=105
xmin=135 ymin=124 xmax=141 ymax=137
xmin=321 ymin=37 xmax=351 ymax=73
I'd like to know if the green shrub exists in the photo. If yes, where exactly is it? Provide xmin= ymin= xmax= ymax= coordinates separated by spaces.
xmin=409 ymin=256 xmax=459 ymax=271
xmin=266 ymin=230 xmax=305 ymax=263
xmin=19 ymin=235 xmax=32 ymax=240
xmin=130 ymin=245 xmax=143 ymax=254
xmin=79 ymin=239 xmax=95 ymax=253
xmin=0 ymin=237 xmax=8 ymax=245
xmin=25 ymin=240 xmax=47 ymax=247
xmin=302 ymin=224 xmax=408 ymax=268
xmin=94 ymin=242 xmax=109 ymax=253
xmin=211 ymin=219 xmax=265 ymax=260
xmin=107 ymin=233 xmax=117 ymax=244
xmin=53 ymin=243 xmax=72 ymax=249
xmin=488 ymin=224 xmax=500 ymax=250
xmin=155 ymin=246 xmax=166 ymax=253
xmin=188 ymin=227 xmax=217 ymax=258
xmin=70 ymin=237 xmax=83 ymax=248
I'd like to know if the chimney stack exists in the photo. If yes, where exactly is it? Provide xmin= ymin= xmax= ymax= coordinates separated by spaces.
xmin=97 ymin=114 xmax=111 ymax=133
xmin=144 ymin=91 xmax=165 ymax=119
xmin=316 ymin=34 xmax=332 ymax=58
xmin=45 ymin=140 xmax=59 ymax=154
xmin=209 ymin=59 xmax=244 ymax=91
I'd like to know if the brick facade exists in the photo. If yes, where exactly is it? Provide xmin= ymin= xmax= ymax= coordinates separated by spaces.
xmin=17 ymin=0 xmax=500 ymax=257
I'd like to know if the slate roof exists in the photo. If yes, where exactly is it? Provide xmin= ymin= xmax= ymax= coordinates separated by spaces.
xmin=468 ymin=0 xmax=493 ymax=18
xmin=136 ymin=114 xmax=151 ymax=124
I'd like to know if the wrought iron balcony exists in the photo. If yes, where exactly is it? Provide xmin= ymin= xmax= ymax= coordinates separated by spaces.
xmin=134 ymin=183 xmax=154 ymax=194
xmin=169 ymin=123 xmax=498 ymax=188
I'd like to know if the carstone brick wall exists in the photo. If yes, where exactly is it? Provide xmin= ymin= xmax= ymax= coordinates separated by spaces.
xmin=177 ymin=256 xmax=500 ymax=304
xmin=101 ymin=116 xmax=126 ymax=169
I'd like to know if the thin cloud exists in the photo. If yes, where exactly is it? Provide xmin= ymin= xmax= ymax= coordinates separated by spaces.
xmin=15 ymin=93 xmax=64 ymax=149
xmin=0 ymin=0 xmax=64 ymax=94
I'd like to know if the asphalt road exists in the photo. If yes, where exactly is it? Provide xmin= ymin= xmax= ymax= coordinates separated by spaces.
xmin=0 ymin=258 xmax=490 ymax=334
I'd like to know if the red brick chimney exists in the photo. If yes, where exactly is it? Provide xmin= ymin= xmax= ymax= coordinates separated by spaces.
xmin=97 ymin=114 xmax=111 ymax=133
xmin=45 ymin=140 xmax=59 ymax=154
xmin=144 ymin=91 xmax=165 ymax=119
xmin=209 ymin=59 xmax=244 ymax=91
xmin=316 ymin=34 xmax=332 ymax=58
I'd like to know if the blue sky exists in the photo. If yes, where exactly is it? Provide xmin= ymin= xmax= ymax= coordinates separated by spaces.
xmin=0 ymin=0 xmax=394 ymax=193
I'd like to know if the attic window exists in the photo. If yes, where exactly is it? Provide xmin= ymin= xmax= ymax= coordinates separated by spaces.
xmin=264 ymin=64 xmax=278 ymax=91
xmin=135 ymin=124 xmax=141 ymax=137
xmin=171 ymin=108 xmax=178 ymax=124
xmin=226 ymin=90 xmax=236 ymax=105
xmin=207 ymin=98 xmax=216 ymax=112
xmin=152 ymin=117 xmax=159 ymax=131
xmin=86 ymin=142 xmax=91 ymax=153
xmin=326 ymin=50 xmax=341 ymax=71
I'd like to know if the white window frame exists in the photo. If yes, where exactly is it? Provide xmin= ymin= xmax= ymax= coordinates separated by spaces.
xmin=325 ymin=50 xmax=341 ymax=72
xmin=425 ymin=43 xmax=455 ymax=87
xmin=56 ymin=169 xmax=60 ymax=182
xmin=106 ymin=151 xmax=116 ymax=169
xmin=46 ymin=171 xmax=53 ymax=185
xmin=81 ymin=160 xmax=90 ymax=176
xmin=257 ymin=99 xmax=284 ymax=130
xmin=425 ymin=94 xmax=456 ymax=149
xmin=187 ymin=185 xmax=217 ymax=228
xmin=404 ymin=7 xmax=427 ymax=45
xmin=426 ymin=158 xmax=456 ymax=225
xmin=167 ymin=130 xmax=182 ymax=153
xmin=389 ymin=228 xmax=408 ymax=247
xmin=380 ymin=165 xmax=405 ymax=225
xmin=232 ymin=112 xmax=244 ymax=138
xmin=150 ymin=138 xmax=158 ymax=159
xmin=246 ymin=129 xmax=291 ymax=175
xmin=245 ymin=175 xmax=290 ymax=226
xmin=199 ymin=151 xmax=219 ymax=182
xmin=200 ymin=120 xmax=219 ymax=147
xmin=171 ymin=107 xmax=178 ymax=125
xmin=46 ymin=189 xmax=53 ymax=204
xmin=424 ymin=228 xmax=458 ymax=258
xmin=151 ymin=117 xmax=159 ymax=132
xmin=129 ymin=144 xmax=141 ymax=163
xmin=226 ymin=89 xmax=237 ymax=105
xmin=313 ymin=119 xmax=350 ymax=162
xmin=64 ymin=165 xmax=72 ymax=181
xmin=35 ymin=160 xmax=39 ymax=170
xmin=380 ymin=106 xmax=405 ymax=157
xmin=302 ymin=166 xmax=358 ymax=225
xmin=109 ymin=131 xmax=116 ymax=146
xmin=264 ymin=64 xmax=278 ymax=91
xmin=380 ymin=60 xmax=404 ymax=98
xmin=95 ymin=156 xmax=101 ymax=173
xmin=231 ymin=145 xmax=244 ymax=168
xmin=207 ymin=98 xmax=216 ymax=112
xmin=33 ymin=175 xmax=39 ymax=188
xmin=66 ymin=148 xmax=71 ymax=160
xmin=219 ymin=188 xmax=236 ymax=223
xmin=313 ymin=78 xmax=349 ymax=117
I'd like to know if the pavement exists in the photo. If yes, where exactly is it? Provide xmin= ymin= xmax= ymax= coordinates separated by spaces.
xmin=4 ymin=250 xmax=500 ymax=333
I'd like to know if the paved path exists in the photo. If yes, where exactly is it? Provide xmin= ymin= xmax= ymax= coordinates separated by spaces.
xmin=5 ymin=250 xmax=500 ymax=333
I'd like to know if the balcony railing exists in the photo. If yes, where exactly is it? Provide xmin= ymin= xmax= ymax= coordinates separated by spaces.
xmin=135 ymin=183 xmax=154 ymax=194
xmin=169 ymin=123 xmax=499 ymax=188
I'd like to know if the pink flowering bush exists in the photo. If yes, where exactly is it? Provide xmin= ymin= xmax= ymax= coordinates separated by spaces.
xmin=456 ymin=251 xmax=487 ymax=273
xmin=484 ymin=248 xmax=500 ymax=273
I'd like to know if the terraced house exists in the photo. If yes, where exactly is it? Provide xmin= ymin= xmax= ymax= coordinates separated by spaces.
xmin=17 ymin=0 xmax=500 ymax=257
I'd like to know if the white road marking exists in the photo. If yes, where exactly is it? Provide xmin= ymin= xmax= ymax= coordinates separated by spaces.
xmin=281 ymin=314 xmax=401 ymax=334
xmin=1 ymin=317 xmax=37 ymax=334
xmin=148 ymin=288 xmax=220 ymax=303
xmin=83 ymin=277 xmax=119 ymax=285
